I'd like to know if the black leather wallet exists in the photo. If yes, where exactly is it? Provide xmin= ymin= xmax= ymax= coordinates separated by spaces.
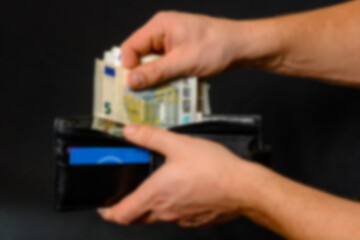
xmin=54 ymin=115 xmax=271 ymax=211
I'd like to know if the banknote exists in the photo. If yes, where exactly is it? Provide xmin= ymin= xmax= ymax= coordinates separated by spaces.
xmin=91 ymin=116 xmax=124 ymax=137
xmin=92 ymin=47 xmax=211 ymax=134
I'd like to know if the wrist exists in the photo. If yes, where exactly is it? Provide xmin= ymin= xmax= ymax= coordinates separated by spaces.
xmin=231 ymin=18 xmax=286 ymax=71
xmin=229 ymin=160 xmax=277 ymax=216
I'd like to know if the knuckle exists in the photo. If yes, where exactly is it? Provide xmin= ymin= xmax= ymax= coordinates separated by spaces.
xmin=120 ymin=43 xmax=132 ymax=54
xmin=144 ymin=215 xmax=158 ymax=224
xmin=114 ymin=215 xmax=131 ymax=225
xmin=100 ymin=210 xmax=113 ymax=222
xmin=178 ymin=221 xmax=196 ymax=228
xmin=150 ymin=195 xmax=168 ymax=209
xmin=159 ymin=212 xmax=179 ymax=222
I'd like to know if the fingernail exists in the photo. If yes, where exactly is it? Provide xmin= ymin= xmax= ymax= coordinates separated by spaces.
xmin=124 ymin=124 xmax=138 ymax=136
xmin=130 ymin=71 xmax=144 ymax=87
xmin=97 ymin=208 xmax=108 ymax=216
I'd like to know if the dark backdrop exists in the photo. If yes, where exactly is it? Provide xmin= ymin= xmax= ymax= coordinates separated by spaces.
xmin=1 ymin=0 xmax=359 ymax=239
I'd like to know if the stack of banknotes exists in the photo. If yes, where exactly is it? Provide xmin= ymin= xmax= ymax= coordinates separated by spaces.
xmin=92 ymin=46 xmax=211 ymax=137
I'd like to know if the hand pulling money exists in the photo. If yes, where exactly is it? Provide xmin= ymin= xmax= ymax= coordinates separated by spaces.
xmin=92 ymin=46 xmax=211 ymax=136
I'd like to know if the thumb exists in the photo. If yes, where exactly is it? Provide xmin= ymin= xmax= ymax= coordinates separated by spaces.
xmin=127 ymin=50 xmax=190 ymax=89
xmin=123 ymin=124 xmax=186 ymax=156
xmin=97 ymin=179 xmax=153 ymax=225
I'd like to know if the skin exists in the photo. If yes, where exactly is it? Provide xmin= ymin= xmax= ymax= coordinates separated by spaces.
xmin=98 ymin=1 xmax=360 ymax=239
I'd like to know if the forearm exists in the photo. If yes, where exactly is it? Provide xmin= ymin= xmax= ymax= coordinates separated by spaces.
xmin=238 ymin=162 xmax=360 ymax=240
xmin=235 ymin=1 xmax=360 ymax=87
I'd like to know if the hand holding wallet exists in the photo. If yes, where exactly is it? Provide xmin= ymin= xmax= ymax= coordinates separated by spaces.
xmin=53 ymin=115 xmax=271 ymax=211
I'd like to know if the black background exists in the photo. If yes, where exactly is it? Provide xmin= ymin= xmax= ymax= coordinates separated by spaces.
xmin=1 ymin=0 xmax=359 ymax=239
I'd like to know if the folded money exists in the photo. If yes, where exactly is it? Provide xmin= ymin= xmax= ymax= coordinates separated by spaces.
xmin=92 ymin=46 xmax=211 ymax=134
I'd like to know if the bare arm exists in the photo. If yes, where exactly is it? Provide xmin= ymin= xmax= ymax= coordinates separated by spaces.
xmin=242 ymin=163 xmax=360 ymax=240
xmin=254 ymin=0 xmax=360 ymax=87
